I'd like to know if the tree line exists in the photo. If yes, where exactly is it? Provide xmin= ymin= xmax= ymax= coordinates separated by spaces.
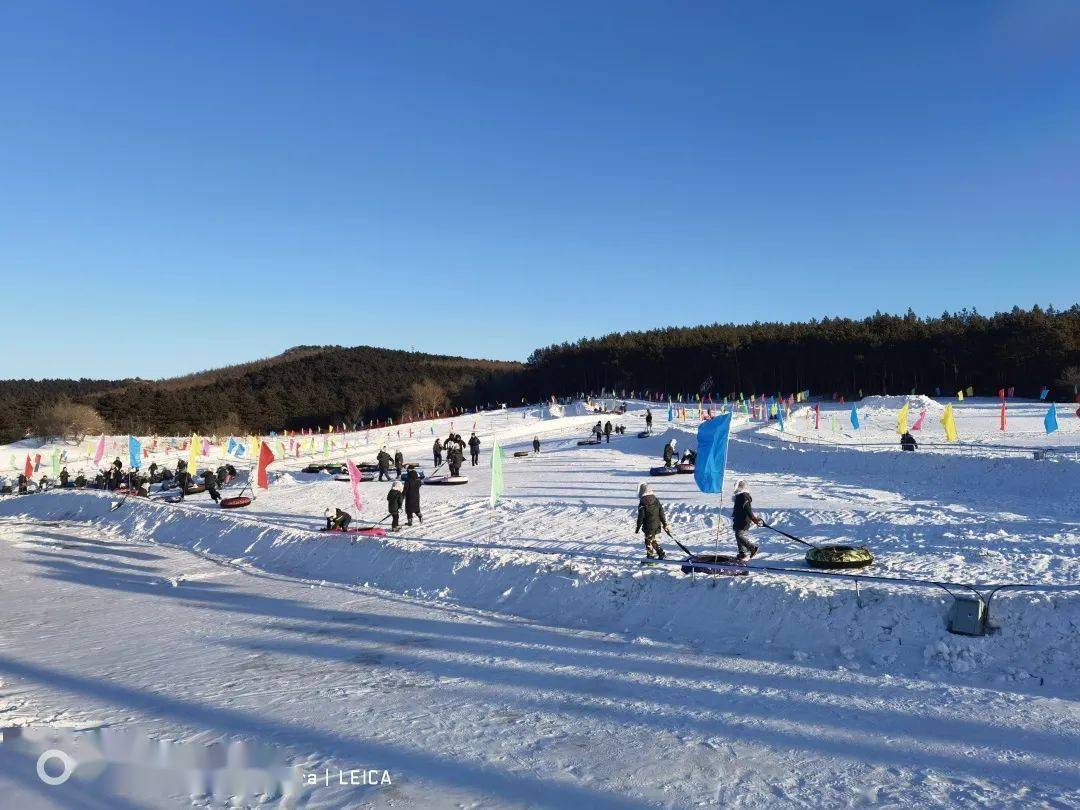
xmin=2 ymin=307 xmax=1077 ymax=442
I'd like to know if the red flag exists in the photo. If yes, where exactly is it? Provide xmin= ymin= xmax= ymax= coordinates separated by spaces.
xmin=1000 ymin=401 xmax=1007 ymax=432
xmin=257 ymin=442 xmax=275 ymax=489
xmin=997 ymin=388 xmax=1005 ymax=401
xmin=24 ymin=455 xmax=33 ymax=478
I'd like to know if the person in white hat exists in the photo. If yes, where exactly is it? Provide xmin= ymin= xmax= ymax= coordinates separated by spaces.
xmin=635 ymin=482 xmax=670 ymax=560
xmin=732 ymin=480 xmax=763 ymax=560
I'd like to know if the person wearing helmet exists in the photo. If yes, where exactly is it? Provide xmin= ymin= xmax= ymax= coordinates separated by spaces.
xmin=732 ymin=480 xmax=763 ymax=560
xmin=635 ymin=483 xmax=669 ymax=560
xmin=324 ymin=507 xmax=352 ymax=532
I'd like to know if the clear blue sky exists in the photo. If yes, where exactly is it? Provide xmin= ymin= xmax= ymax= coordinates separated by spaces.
xmin=3 ymin=1 xmax=1078 ymax=379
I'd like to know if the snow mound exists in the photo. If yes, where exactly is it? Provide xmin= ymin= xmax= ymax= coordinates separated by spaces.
xmin=858 ymin=394 xmax=944 ymax=415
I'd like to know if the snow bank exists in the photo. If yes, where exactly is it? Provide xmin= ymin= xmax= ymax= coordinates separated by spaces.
xmin=858 ymin=394 xmax=945 ymax=417
xmin=3 ymin=491 xmax=1077 ymax=690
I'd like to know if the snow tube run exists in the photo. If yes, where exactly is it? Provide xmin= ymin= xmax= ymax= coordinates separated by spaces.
xmin=680 ymin=554 xmax=749 ymax=576
xmin=649 ymin=466 xmax=678 ymax=476
xmin=805 ymin=545 xmax=874 ymax=569
xmin=426 ymin=476 xmax=469 ymax=485
xmin=513 ymin=451 xmax=529 ymax=458
xmin=676 ymin=463 xmax=695 ymax=474
xmin=219 ymin=496 xmax=252 ymax=509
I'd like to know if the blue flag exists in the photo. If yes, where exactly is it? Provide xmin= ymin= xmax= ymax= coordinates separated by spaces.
xmin=226 ymin=437 xmax=237 ymax=455
xmin=850 ymin=405 xmax=860 ymax=430
xmin=777 ymin=406 xmax=785 ymax=432
xmin=667 ymin=405 xmax=674 ymax=422
xmin=694 ymin=412 xmax=732 ymax=494
xmin=128 ymin=435 xmax=142 ymax=470
xmin=1045 ymin=405 xmax=1059 ymax=434
xmin=1040 ymin=388 xmax=1050 ymax=401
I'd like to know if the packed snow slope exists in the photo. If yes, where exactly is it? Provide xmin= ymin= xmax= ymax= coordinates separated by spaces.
xmin=1 ymin=399 xmax=1078 ymax=806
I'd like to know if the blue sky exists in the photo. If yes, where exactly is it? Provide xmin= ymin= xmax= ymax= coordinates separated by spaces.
xmin=3 ymin=1 xmax=1078 ymax=379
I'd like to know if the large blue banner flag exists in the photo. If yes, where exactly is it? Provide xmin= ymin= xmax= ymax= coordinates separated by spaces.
xmin=1045 ymin=405 xmax=1059 ymax=434
xmin=694 ymin=412 xmax=732 ymax=494
xmin=850 ymin=405 xmax=860 ymax=430
xmin=128 ymin=435 xmax=142 ymax=470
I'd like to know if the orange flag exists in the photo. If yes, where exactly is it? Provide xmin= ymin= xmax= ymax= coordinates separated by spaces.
xmin=257 ymin=442 xmax=275 ymax=489
xmin=24 ymin=455 xmax=33 ymax=478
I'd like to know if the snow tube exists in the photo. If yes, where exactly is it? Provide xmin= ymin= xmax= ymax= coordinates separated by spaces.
xmin=426 ymin=475 xmax=469 ymax=485
xmin=676 ymin=463 xmax=695 ymax=474
xmin=681 ymin=554 xmax=749 ymax=576
xmin=637 ymin=431 xmax=651 ymax=438
xmin=184 ymin=484 xmax=205 ymax=495
xmin=649 ymin=466 xmax=678 ymax=476
xmin=805 ymin=545 xmax=874 ymax=569
xmin=513 ymin=451 xmax=529 ymax=458
xmin=219 ymin=496 xmax=252 ymax=509
xmin=577 ymin=439 xmax=600 ymax=446
xmin=320 ymin=526 xmax=387 ymax=537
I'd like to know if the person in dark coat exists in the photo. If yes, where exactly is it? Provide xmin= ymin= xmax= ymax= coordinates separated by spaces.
xmin=387 ymin=482 xmax=404 ymax=530
xmin=215 ymin=465 xmax=228 ymax=486
xmin=74 ymin=473 xmax=87 ymax=488
xmin=603 ymin=421 xmax=613 ymax=442
xmin=900 ymin=432 xmax=918 ymax=452
xmin=532 ymin=436 xmax=541 ymax=454
xmin=731 ymin=480 xmax=763 ymax=560
xmin=201 ymin=470 xmax=221 ymax=502
xmin=324 ymin=507 xmax=352 ymax=531
xmin=662 ymin=439 xmax=677 ymax=468
xmin=17 ymin=474 xmax=28 ymax=494
xmin=59 ymin=467 xmax=70 ymax=487
xmin=645 ymin=409 xmax=653 ymax=432
xmin=448 ymin=445 xmax=464 ymax=477
xmin=468 ymin=433 xmax=481 ymax=466
xmin=433 ymin=438 xmax=443 ymax=468
xmin=394 ymin=450 xmax=405 ymax=476
xmin=147 ymin=462 xmax=158 ymax=482
xmin=593 ymin=422 xmax=603 ymax=443
xmin=635 ymin=483 xmax=669 ymax=559
xmin=376 ymin=448 xmax=393 ymax=481
xmin=403 ymin=467 xmax=422 ymax=526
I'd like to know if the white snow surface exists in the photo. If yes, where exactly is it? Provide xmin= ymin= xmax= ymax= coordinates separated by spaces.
xmin=1 ymin=400 xmax=1078 ymax=807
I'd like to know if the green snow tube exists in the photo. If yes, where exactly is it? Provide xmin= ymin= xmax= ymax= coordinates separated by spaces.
xmin=805 ymin=545 xmax=874 ymax=569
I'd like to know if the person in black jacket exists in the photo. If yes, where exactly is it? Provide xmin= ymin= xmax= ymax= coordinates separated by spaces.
xmin=59 ymin=467 xmax=70 ymax=487
xmin=468 ymin=433 xmax=481 ymax=466
xmin=645 ymin=409 xmax=653 ymax=432
xmin=376 ymin=448 xmax=393 ymax=481
xmin=148 ymin=462 xmax=158 ymax=482
xmin=593 ymin=422 xmax=603 ymax=443
xmin=603 ymin=421 xmax=613 ymax=442
xmin=394 ymin=450 xmax=405 ymax=476
xmin=447 ymin=445 xmax=464 ymax=477
xmin=731 ymin=480 xmax=763 ymax=560
xmin=532 ymin=436 xmax=541 ymax=454
xmin=900 ymin=432 xmax=918 ymax=452
xmin=635 ymin=483 xmax=669 ymax=559
xmin=403 ymin=467 xmax=422 ymax=526
xmin=433 ymin=438 xmax=443 ymax=468
xmin=324 ymin=507 xmax=352 ymax=531
xmin=387 ymin=482 xmax=404 ymax=530
xmin=662 ymin=439 xmax=677 ymax=468
xmin=201 ymin=470 xmax=221 ymax=502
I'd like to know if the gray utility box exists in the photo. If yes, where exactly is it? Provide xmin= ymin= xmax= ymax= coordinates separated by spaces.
xmin=948 ymin=595 xmax=986 ymax=636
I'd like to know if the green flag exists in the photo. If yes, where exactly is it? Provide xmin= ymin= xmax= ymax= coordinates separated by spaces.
xmin=489 ymin=440 xmax=504 ymax=507
xmin=51 ymin=447 xmax=61 ymax=477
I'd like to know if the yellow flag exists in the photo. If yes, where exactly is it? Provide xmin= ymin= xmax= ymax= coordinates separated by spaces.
xmin=957 ymin=390 xmax=964 ymax=401
xmin=897 ymin=402 xmax=910 ymax=434
xmin=189 ymin=434 xmax=200 ymax=472
xmin=966 ymin=386 xmax=974 ymax=397
xmin=940 ymin=403 xmax=958 ymax=442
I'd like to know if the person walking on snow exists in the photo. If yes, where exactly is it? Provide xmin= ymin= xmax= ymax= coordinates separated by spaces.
xmin=645 ymin=409 xmax=653 ymax=433
xmin=387 ymin=481 xmax=404 ymax=530
xmin=201 ymin=469 xmax=221 ymax=503
xmin=324 ymin=507 xmax=352 ymax=531
xmin=468 ymin=433 xmax=481 ymax=466
xmin=732 ymin=480 xmax=763 ymax=560
xmin=662 ymin=438 xmax=677 ymax=468
xmin=635 ymin=483 xmax=669 ymax=560
xmin=433 ymin=438 xmax=443 ymax=468
xmin=532 ymin=436 xmax=541 ymax=454
xmin=403 ymin=466 xmax=422 ymax=526
xmin=394 ymin=450 xmax=405 ymax=476
xmin=593 ymin=422 xmax=603 ymax=443
xmin=603 ymin=421 xmax=613 ymax=443
xmin=900 ymin=431 xmax=918 ymax=452
xmin=376 ymin=447 xmax=393 ymax=481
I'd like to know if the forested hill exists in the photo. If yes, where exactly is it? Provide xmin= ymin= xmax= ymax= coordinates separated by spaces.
xmin=525 ymin=307 xmax=1080 ymax=401
xmin=0 ymin=346 xmax=525 ymax=439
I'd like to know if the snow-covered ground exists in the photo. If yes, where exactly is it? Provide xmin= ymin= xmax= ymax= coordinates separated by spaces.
xmin=1 ymin=399 xmax=1078 ymax=807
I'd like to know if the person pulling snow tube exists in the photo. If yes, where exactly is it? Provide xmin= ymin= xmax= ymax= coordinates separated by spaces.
xmin=805 ymin=545 xmax=874 ymax=569
xmin=649 ymin=466 xmax=679 ymax=476
xmin=426 ymin=475 xmax=469 ymax=485
xmin=219 ymin=496 xmax=253 ymax=509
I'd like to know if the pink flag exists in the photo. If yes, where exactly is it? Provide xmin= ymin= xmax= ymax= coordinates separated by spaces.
xmin=94 ymin=435 xmax=105 ymax=465
xmin=346 ymin=458 xmax=363 ymax=511
xmin=911 ymin=409 xmax=927 ymax=431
